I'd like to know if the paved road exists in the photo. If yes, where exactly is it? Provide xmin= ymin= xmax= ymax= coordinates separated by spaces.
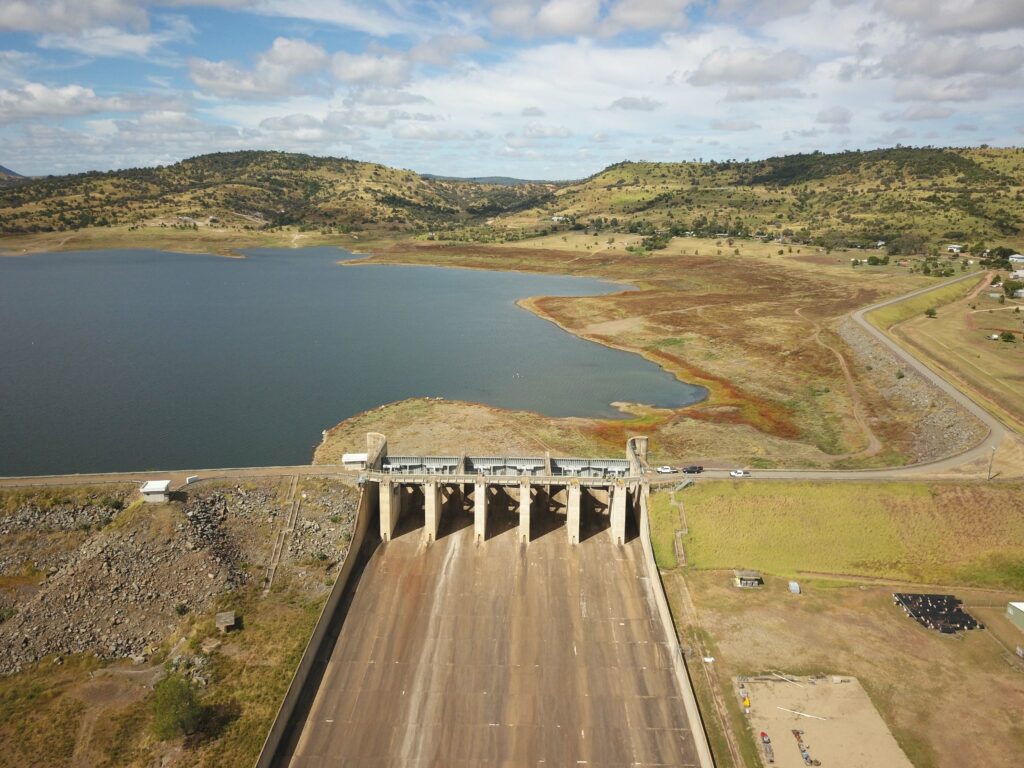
xmin=0 ymin=463 xmax=357 ymax=489
xmin=285 ymin=509 xmax=703 ymax=767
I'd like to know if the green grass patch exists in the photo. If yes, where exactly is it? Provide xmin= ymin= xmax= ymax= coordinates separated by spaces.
xmin=659 ymin=481 xmax=1024 ymax=588
xmin=867 ymin=276 xmax=981 ymax=329
xmin=648 ymin=492 xmax=679 ymax=569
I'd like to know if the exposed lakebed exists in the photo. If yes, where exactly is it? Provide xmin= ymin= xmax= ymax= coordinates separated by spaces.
xmin=0 ymin=247 xmax=705 ymax=474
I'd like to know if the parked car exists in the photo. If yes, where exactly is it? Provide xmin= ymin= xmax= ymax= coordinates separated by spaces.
xmin=729 ymin=469 xmax=751 ymax=478
xmin=655 ymin=465 xmax=675 ymax=474
xmin=681 ymin=465 xmax=704 ymax=474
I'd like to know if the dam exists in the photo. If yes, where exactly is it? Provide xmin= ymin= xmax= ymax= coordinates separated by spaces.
xmin=259 ymin=436 xmax=713 ymax=767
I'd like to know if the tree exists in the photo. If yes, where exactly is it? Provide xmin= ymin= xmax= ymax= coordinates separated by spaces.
xmin=999 ymin=330 xmax=1016 ymax=342
xmin=1003 ymin=279 xmax=1023 ymax=297
xmin=152 ymin=673 xmax=202 ymax=739
xmin=925 ymin=307 xmax=937 ymax=318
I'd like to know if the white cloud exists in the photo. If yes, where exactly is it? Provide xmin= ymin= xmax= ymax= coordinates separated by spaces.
xmin=0 ymin=82 xmax=133 ymax=122
xmin=881 ymin=104 xmax=954 ymax=121
xmin=37 ymin=15 xmax=193 ymax=58
xmin=522 ymin=122 xmax=572 ymax=138
xmin=0 ymin=0 xmax=147 ymax=33
xmin=609 ymin=95 xmax=662 ymax=111
xmin=710 ymin=118 xmax=759 ymax=131
xmin=536 ymin=0 xmax=601 ymax=35
xmin=868 ymin=126 xmax=913 ymax=143
xmin=392 ymin=123 xmax=486 ymax=141
xmin=331 ymin=51 xmax=408 ymax=87
xmin=491 ymin=0 xmax=602 ymax=37
xmin=817 ymin=105 xmax=852 ymax=125
xmin=689 ymin=47 xmax=811 ymax=85
xmin=409 ymin=34 xmax=486 ymax=66
xmin=883 ymin=40 xmax=1024 ymax=79
xmin=605 ymin=0 xmax=691 ymax=32
xmin=713 ymin=0 xmax=814 ymax=24
xmin=893 ymin=78 xmax=989 ymax=102
xmin=878 ymin=0 xmax=1024 ymax=35
xmin=722 ymin=85 xmax=808 ymax=101
xmin=189 ymin=37 xmax=327 ymax=99
xmin=344 ymin=88 xmax=428 ymax=106
xmin=258 ymin=112 xmax=366 ymax=143
xmin=189 ymin=0 xmax=427 ymax=37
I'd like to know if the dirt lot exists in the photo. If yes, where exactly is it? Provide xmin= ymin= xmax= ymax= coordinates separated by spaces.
xmin=667 ymin=571 xmax=1024 ymax=768
xmin=741 ymin=676 xmax=913 ymax=768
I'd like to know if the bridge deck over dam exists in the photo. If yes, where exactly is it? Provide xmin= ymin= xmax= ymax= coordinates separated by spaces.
xmin=284 ymin=506 xmax=702 ymax=767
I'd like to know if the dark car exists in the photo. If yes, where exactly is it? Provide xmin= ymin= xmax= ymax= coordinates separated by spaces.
xmin=681 ymin=465 xmax=704 ymax=474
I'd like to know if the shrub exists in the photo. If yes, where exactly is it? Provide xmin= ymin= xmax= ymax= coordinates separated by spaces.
xmin=152 ymin=673 xmax=201 ymax=739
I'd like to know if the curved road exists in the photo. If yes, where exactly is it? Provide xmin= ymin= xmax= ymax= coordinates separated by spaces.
xmin=0 ymin=272 xmax=1014 ymax=489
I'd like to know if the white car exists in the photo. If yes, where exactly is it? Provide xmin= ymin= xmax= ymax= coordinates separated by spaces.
xmin=729 ymin=469 xmax=751 ymax=478
xmin=655 ymin=465 xmax=676 ymax=474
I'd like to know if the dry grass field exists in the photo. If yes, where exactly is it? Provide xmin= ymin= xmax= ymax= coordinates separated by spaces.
xmin=342 ymin=231 xmax=947 ymax=468
xmin=651 ymin=481 xmax=1024 ymax=768
xmin=667 ymin=572 xmax=1024 ymax=768
xmin=883 ymin=279 xmax=1024 ymax=436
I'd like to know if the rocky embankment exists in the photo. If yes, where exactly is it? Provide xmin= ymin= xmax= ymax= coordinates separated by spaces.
xmin=0 ymin=481 xmax=357 ymax=675
xmin=838 ymin=319 xmax=988 ymax=461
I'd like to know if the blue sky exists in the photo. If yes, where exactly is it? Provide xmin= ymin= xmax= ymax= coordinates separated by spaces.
xmin=1 ymin=0 xmax=1023 ymax=178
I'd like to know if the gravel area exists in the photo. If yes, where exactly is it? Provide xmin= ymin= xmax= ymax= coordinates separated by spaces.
xmin=0 ymin=481 xmax=357 ymax=675
xmin=838 ymin=318 xmax=987 ymax=462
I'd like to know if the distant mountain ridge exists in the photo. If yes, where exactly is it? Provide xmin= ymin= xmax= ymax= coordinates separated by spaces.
xmin=0 ymin=165 xmax=22 ymax=179
xmin=421 ymin=173 xmax=560 ymax=186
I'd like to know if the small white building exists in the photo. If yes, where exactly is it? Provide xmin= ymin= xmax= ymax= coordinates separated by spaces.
xmin=140 ymin=480 xmax=171 ymax=503
xmin=1009 ymin=254 xmax=1024 ymax=264
xmin=342 ymin=452 xmax=369 ymax=469
xmin=1009 ymin=602 xmax=1024 ymax=632
xmin=947 ymin=244 xmax=964 ymax=254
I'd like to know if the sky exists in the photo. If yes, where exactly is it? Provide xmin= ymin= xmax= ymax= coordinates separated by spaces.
xmin=1 ymin=0 xmax=1023 ymax=179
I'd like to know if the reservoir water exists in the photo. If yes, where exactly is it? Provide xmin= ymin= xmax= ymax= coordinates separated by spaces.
xmin=0 ymin=247 xmax=705 ymax=475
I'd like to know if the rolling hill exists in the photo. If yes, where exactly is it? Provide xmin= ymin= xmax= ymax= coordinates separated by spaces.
xmin=0 ymin=151 xmax=554 ymax=235
xmin=1 ymin=147 xmax=1022 ymax=249
xmin=500 ymin=146 xmax=1024 ymax=250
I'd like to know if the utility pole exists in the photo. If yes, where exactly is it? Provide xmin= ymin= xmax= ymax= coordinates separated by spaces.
xmin=988 ymin=445 xmax=997 ymax=481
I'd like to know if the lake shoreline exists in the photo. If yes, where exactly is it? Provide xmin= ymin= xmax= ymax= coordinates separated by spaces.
xmin=1 ymin=243 xmax=705 ymax=475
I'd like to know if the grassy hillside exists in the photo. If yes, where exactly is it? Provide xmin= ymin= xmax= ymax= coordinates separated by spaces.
xmin=0 ymin=151 xmax=554 ymax=235
xmin=3 ymin=147 xmax=1021 ymax=249
xmin=494 ymin=146 xmax=1024 ymax=251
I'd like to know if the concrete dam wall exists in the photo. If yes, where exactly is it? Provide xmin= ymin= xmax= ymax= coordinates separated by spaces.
xmin=257 ymin=437 xmax=713 ymax=767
